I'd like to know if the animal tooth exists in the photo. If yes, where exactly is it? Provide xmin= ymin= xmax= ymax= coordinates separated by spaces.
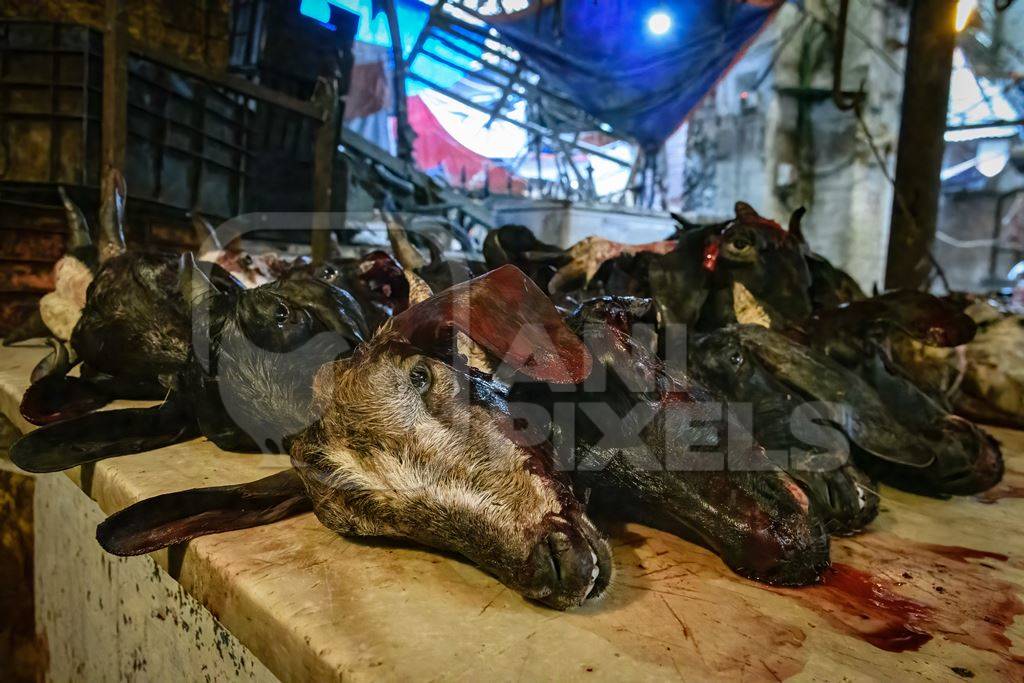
xmin=591 ymin=565 xmax=600 ymax=579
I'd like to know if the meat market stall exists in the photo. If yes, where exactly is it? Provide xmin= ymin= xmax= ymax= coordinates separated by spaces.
xmin=3 ymin=343 xmax=1022 ymax=681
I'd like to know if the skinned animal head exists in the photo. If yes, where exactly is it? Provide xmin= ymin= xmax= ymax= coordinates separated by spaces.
xmin=291 ymin=266 xmax=613 ymax=609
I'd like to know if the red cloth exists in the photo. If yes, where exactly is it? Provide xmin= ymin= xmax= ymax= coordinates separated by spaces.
xmin=407 ymin=95 xmax=526 ymax=194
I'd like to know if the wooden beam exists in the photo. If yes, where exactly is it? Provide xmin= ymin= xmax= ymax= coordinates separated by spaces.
xmin=125 ymin=39 xmax=322 ymax=119
xmin=310 ymin=77 xmax=341 ymax=265
xmin=101 ymin=0 xmax=127 ymax=226
xmin=884 ymin=0 xmax=958 ymax=290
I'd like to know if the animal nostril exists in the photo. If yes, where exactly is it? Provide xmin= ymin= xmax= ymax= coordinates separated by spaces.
xmin=547 ymin=531 xmax=571 ymax=583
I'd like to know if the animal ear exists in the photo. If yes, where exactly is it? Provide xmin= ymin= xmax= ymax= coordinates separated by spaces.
xmin=788 ymin=207 xmax=807 ymax=242
xmin=391 ymin=265 xmax=592 ymax=383
xmin=96 ymin=469 xmax=312 ymax=556
xmin=20 ymin=376 xmax=108 ymax=426
xmin=327 ymin=230 xmax=344 ymax=260
xmin=385 ymin=212 xmax=426 ymax=271
xmin=10 ymin=402 xmax=196 ymax=473
xmin=734 ymin=202 xmax=762 ymax=221
xmin=737 ymin=326 xmax=934 ymax=468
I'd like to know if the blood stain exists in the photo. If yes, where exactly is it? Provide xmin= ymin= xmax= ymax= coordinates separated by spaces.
xmin=769 ymin=533 xmax=1024 ymax=674
xmin=772 ymin=563 xmax=933 ymax=652
xmin=975 ymin=467 xmax=1024 ymax=504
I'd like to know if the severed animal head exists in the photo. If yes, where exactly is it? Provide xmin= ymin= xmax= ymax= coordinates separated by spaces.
xmin=704 ymin=203 xmax=813 ymax=326
xmin=183 ymin=256 xmax=371 ymax=453
xmin=552 ymin=298 xmax=830 ymax=586
xmin=290 ymin=266 xmax=613 ymax=609
xmin=690 ymin=325 xmax=880 ymax=535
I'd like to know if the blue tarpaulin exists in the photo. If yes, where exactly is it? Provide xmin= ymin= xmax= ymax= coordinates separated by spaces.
xmin=490 ymin=1 xmax=782 ymax=149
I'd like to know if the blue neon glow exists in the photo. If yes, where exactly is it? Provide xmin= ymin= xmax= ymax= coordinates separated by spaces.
xmin=299 ymin=0 xmax=484 ymax=96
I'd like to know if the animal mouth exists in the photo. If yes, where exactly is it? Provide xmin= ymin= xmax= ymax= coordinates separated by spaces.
xmin=528 ymin=515 xmax=613 ymax=609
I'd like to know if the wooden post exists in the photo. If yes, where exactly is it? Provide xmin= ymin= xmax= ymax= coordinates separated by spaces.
xmin=101 ymin=0 xmax=127 ymax=169
xmin=101 ymin=0 xmax=127 ymax=233
xmin=310 ymin=76 xmax=341 ymax=265
xmin=884 ymin=0 xmax=958 ymax=290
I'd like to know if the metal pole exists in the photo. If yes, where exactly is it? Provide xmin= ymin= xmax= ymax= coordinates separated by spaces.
xmin=383 ymin=0 xmax=415 ymax=161
xmin=884 ymin=0 xmax=958 ymax=290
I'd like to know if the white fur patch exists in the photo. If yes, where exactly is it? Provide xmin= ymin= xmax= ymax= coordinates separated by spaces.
xmin=40 ymin=256 xmax=93 ymax=340
xmin=733 ymin=282 xmax=771 ymax=328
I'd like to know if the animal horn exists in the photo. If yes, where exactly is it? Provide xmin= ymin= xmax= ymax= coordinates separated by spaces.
xmin=385 ymin=212 xmax=427 ymax=271
xmin=327 ymin=230 xmax=344 ymax=260
xmin=178 ymin=251 xmax=216 ymax=305
xmin=58 ymin=186 xmax=91 ymax=250
xmin=390 ymin=265 xmax=592 ymax=384
xmin=98 ymin=168 xmax=127 ymax=262
xmin=788 ymin=207 xmax=807 ymax=242
xmin=189 ymin=207 xmax=222 ymax=252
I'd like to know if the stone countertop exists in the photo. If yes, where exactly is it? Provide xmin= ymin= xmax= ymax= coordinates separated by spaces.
xmin=2 ymin=343 xmax=1023 ymax=681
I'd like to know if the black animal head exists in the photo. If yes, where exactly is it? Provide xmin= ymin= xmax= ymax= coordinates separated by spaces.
xmin=552 ymin=299 xmax=830 ymax=586
xmin=704 ymin=203 xmax=813 ymax=326
xmin=690 ymin=326 xmax=880 ymax=535
xmin=182 ymin=256 xmax=370 ymax=453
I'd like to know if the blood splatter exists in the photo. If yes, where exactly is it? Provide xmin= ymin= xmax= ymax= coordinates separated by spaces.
xmin=701 ymin=240 xmax=720 ymax=272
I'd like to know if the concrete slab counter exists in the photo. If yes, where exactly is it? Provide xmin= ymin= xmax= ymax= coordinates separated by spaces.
xmin=2 ymin=343 xmax=1023 ymax=681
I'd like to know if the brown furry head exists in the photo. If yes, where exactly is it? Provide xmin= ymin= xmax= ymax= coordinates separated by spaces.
xmin=291 ymin=267 xmax=612 ymax=609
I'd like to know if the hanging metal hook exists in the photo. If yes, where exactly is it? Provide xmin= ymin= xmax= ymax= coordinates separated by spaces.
xmin=832 ymin=0 xmax=866 ymax=112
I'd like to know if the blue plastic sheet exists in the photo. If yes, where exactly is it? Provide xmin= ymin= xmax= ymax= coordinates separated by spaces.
xmin=491 ymin=1 xmax=781 ymax=149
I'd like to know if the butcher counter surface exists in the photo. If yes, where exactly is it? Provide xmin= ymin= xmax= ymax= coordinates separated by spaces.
xmin=2 ymin=343 xmax=1023 ymax=682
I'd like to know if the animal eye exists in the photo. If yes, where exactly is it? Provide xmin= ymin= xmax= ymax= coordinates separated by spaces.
xmin=730 ymin=351 xmax=745 ymax=367
xmin=730 ymin=237 xmax=752 ymax=251
xmin=409 ymin=364 xmax=431 ymax=394
xmin=273 ymin=303 xmax=290 ymax=326
xmin=320 ymin=265 xmax=337 ymax=280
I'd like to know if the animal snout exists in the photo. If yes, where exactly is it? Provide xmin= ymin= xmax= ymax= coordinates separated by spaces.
xmin=527 ymin=526 xmax=612 ymax=610
xmin=724 ymin=473 xmax=831 ymax=587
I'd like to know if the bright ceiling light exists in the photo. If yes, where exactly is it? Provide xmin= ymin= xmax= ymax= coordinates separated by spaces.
xmin=646 ymin=11 xmax=672 ymax=36
xmin=977 ymin=140 xmax=1010 ymax=178
xmin=955 ymin=0 xmax=977 ymax=32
